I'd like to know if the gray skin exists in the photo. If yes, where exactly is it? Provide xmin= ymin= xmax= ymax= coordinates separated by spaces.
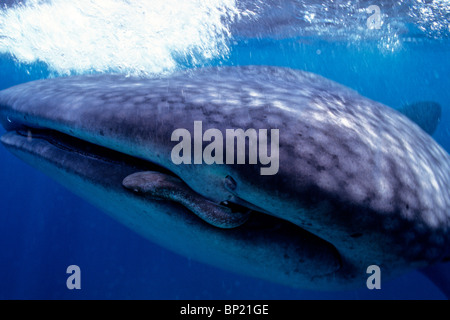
xmin=0 ymin=66 xmax=449 ymax=290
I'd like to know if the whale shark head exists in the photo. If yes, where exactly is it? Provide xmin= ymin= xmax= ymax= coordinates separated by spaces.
xmin=0 ymin=66 xmax=449 ymax=290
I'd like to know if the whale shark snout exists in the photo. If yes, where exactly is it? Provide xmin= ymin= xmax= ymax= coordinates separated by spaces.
xmin=0 ymin=66 xmax=449 ymax=290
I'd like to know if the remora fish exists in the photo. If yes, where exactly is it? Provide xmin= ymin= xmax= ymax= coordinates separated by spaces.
xmin=0 ymin=66 xmax=449 ymax=291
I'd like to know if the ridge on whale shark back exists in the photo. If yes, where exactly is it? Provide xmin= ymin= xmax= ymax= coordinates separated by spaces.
xmin=0 ymin=66 xmax=448 ymax=294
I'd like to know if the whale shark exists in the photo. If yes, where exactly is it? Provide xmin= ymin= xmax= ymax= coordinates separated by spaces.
xmin=0 ymin=66 xmax=449 ymax=292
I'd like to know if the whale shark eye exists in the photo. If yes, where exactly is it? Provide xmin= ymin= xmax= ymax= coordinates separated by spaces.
xmin=224 ymin=175 xmax=237 ymax=191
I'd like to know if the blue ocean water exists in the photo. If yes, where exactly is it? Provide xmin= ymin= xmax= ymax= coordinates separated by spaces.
xmin=0 ymin=1 xmax=449 ymax=300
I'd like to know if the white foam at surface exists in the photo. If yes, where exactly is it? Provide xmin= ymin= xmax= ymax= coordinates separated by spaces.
xmin=0 ymin=0 xmax=253 ymax=76
xmin=1 ymin=0 xmax=449 ymax=75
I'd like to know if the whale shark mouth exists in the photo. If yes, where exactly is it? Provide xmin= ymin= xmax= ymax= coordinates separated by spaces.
xmin=14 ymin=126 xmax=175 ymax=177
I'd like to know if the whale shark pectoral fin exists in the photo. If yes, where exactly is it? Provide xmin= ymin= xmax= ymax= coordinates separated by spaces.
xmin=398 ymin=101 xmax=442 ymax=135
xmin=122 ymin=171 xmax=250 ymax=229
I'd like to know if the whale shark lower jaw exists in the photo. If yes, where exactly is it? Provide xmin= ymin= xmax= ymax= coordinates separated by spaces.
xmin=0 ymin=66 xmax=449 ymax=290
